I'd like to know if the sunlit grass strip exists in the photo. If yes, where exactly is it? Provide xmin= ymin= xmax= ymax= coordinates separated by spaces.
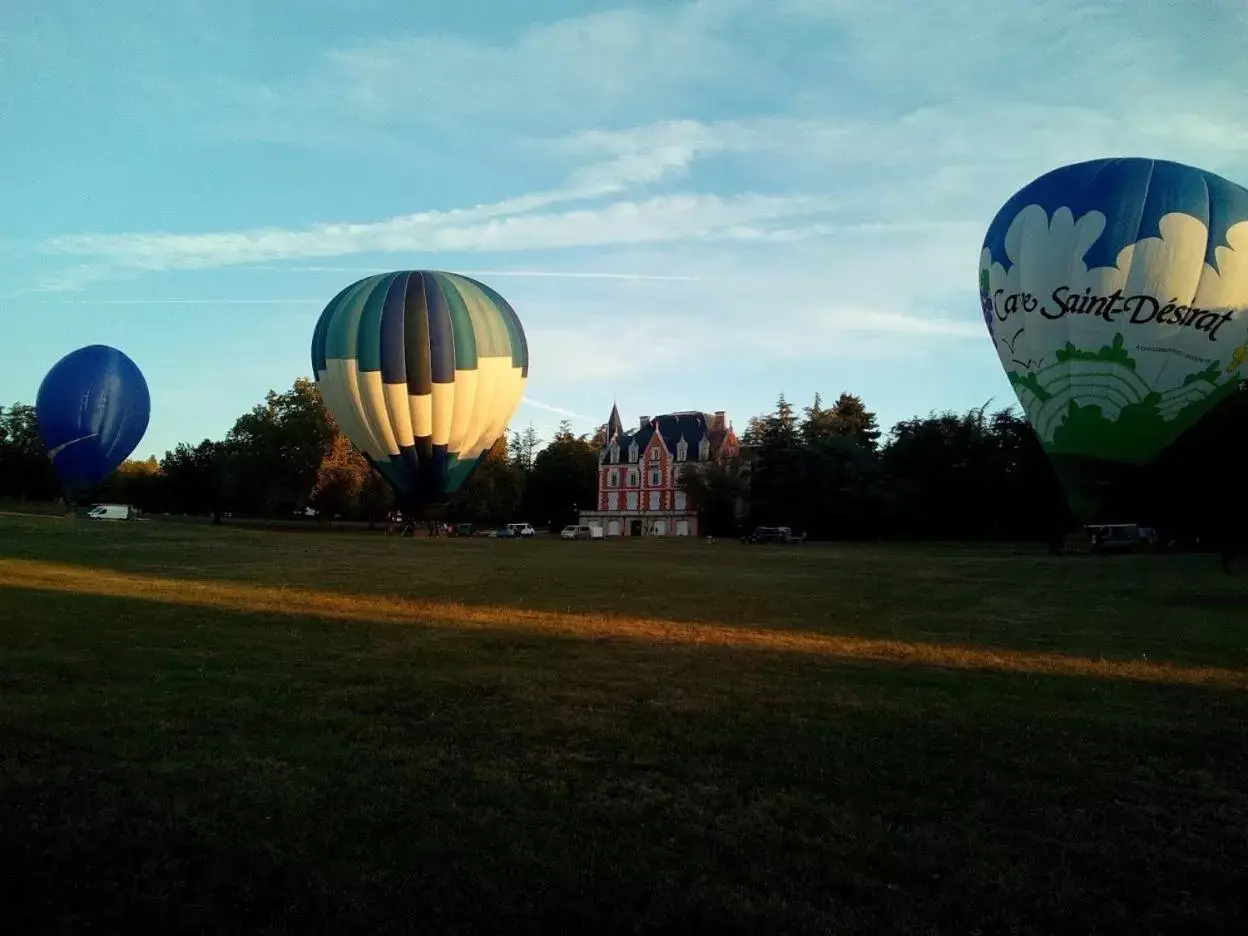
xmin=3 ymin=557 xmax=1245 ymax=690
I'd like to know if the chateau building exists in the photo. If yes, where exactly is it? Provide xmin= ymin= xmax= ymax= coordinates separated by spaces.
xmin=577 ymin=402 xmax=740 ymax=536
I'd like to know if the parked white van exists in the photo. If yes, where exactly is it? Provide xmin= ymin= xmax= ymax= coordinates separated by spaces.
xmin=86 ymin=503 xmax=136 ymax=521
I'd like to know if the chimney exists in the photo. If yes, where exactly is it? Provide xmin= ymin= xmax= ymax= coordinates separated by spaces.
xmin=639 ymin=415 xmax=649 ymax=429
xmin=713 ymin=411 xmax=726 ymax=430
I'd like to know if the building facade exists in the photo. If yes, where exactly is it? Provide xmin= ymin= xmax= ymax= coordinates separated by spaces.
xmin=578 ymin=403 xmax=740 ymax=536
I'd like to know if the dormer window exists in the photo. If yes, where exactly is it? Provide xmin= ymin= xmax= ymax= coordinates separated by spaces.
xmin=610 ymin=442 xmax=620 ymax=463
xmin=628 ymin=441 xmax=638 ymax=463
xmin=698 ymin=437 xmax=710 ymax=460
xmin=649 ymin=447 xmax=660 ymax=463
xmin=676 ymin=438 xmax=688 ymax=461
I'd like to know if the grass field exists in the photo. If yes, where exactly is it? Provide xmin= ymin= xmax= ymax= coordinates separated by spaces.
xmin=1 ymin=512 xmax=1246 ymax=934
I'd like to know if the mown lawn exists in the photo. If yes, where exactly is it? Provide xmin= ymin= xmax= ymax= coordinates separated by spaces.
xmin=1 ymin=512 xmax=1245 ymax=934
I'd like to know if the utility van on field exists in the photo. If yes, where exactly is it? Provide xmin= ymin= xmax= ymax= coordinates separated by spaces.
xmin=86 ymin=503 xmax=137 ymax=521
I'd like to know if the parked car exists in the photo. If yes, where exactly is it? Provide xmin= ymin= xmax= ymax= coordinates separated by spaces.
xmin=744 ymin=525 xmax=797 ymax=544
xmin=561 ymin=524 xmax=594 ymax=540
xmin=507 ymin=522 xmax=536 ymax=538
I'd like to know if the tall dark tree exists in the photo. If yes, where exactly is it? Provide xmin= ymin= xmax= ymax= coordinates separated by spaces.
xmin=826 ymin=392 xmax=882 ymax=451
xmin=748 ymin=393 xmax=803 ymax=527
xmin=159 ymin=439 xmax=238 ymax=519
xmin=798 ymin=435 xmax=885 ymax=540
xmin=0 ymin=403 xmax=59 ymax=502
xmin=450 ymin=435 xmax=524 ymax=527
xmin=677 ymin=460 xmax=745 ymax=537
xmin=95 ymin=457 xmax=163 ymax=512
xmin=507 ymin=423 xmax=542 ymax=474
xmin=310 ymin=432 xmax=373 ymax=521
xmin=799 ymin=393 xmax=830 ymax=446
xmin=357 ymin=470 xmax=396 ymax=527
xmin=226 ymin=378 xmax=336 ymax=516
xmin=523 ymin=420 xmax=598 ymax=531
xmin=984 ymin=408 xmax=1069 ymax=540
xmin=740 ymin=415 xmax=768 ymax=448
xmin=881 ymin=405 xmax=1019 ymax=539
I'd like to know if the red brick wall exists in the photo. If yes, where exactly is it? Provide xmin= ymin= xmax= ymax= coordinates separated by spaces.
xmin=597 ymin=432 xmax=712 ymax=514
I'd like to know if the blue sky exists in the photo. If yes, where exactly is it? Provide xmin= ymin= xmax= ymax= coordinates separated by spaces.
xmin=3 ymin=0 xmax=1248 ymax=460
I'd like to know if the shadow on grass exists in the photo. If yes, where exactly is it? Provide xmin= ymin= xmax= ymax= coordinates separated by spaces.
xmin=2 ymin=589 xmax=1247 ymax=934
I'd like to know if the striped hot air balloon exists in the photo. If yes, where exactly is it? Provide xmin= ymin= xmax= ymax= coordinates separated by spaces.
xmin=311 ymin=271 xmax=529 ymax=511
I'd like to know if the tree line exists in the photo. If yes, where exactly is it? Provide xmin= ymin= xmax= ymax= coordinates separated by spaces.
xmin=680 ymin=391 xmax=1070 ymax=542
xmin=0 ymin=378 xmax=599 ymax=532
xmin=2 ymin=378 xmax=1243 ymax=543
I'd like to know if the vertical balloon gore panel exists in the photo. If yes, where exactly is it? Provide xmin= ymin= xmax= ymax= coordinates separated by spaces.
xmin=312 ymin=271 xmax=528 ymax=512
xmin=979 ymin=158 xmax=1248 ymax=523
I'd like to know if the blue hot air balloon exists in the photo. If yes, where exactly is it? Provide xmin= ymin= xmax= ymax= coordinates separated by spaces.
xmin=35 ymin=344 xmax=151 ymax=497
xmin=979 ymin=157 xmax=1248 ymax=521
xmin=311 ymin=270 xmax=529 ymax=513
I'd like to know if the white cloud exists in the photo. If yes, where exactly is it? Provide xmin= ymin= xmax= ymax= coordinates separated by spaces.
xmin=522 ymin=327 xmax=645 ymax=385
xmin=16 ymin=0 xmax=1248 ymax=403
xmin=520 ymin=257 xmax=984 ymax=391
xmin=241 ymin=0 xmax=1240 ymax=153
xmin=29 ymin=1 xmax=1248 ymax=291
xmin=775 ymin=0 xmax=1242 ymax=107
xmin=12 ymin=0 xmax=1248 ymax=461
xmin=308 ymin=1 xmax=756 ymax=131
xmin=221 ymin=0 xmax=1248 ymax=155
xmin=557 ymin=104 xmax=1248 ymax=226
xmin=19 ymin=264 xmax=124 ymax=294
xmin=18 ymin=265 xmax=702 ymax=291
xmin=52 ymin=91 xmax=1248 ymax=287
xmin=520 ymin=397 xmax=592 ymax=422
xmin=40 ymin=192 xmax=838 ymax=274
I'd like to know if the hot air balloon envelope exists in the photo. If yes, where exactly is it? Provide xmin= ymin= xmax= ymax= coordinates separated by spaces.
xmin=979 ymin=157 xmax=1248 ymax=519
xmin=35 ymin=344 xmax=152 ymax=495
xmin=311 ymin=270 xmax=529 ymax=511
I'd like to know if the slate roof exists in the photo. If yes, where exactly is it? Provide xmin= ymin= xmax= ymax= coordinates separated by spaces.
xmin=601 ymin=409 xmax=734 ymax=463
